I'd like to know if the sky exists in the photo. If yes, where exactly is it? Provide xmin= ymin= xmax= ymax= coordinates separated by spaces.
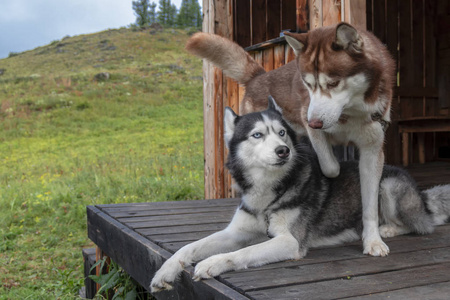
xmin=0 ymin=0 xmax=184 ymax=59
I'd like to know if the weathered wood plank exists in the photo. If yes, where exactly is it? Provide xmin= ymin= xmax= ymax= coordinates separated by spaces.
xmin=350 ymin=281 xmax=450 ymax=300
xmin=234 ymin=0 xmax=251 ymax=47
xmin=223 ymin=247 xmax=450 ymax=291
xmin=122 ymin=215 xmax=234 ymax=229
xmin=103 ymin=205 xmax=237 ymax=219
xmin=246 ymin=263 xmax=450 ymax=300
xmin=87 ymin=205 xmax=250 ymax=300
xmin=98 ymin=198 xmax=239 ymax=209
xmin=136 ymin=223 xmax=229 ymax=236
xmin=281 ymin=0 xmax=297 ymax=31
xmin=118 ymin=211 xmax=235 ymax=225
xmin=223 ymin=224 xmax=450 ymax=274
xmin=266 ymin=0 xmax=281 ymax=40
xmin=251 ymin=0 xmax=267 ymax=45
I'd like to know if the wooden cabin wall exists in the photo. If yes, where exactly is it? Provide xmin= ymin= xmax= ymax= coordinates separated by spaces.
xmin=367 ymin=0 xmax=449 ymax=165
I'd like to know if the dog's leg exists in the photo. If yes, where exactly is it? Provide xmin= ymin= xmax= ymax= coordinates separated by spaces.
xmin=193 ymin=233 xmax=302 ymax=280
xmin=359 ymin=145 xmax=389 ymax=256
xmin=193 ymin=209 xmax=304 ymax=280
xmin=307 ymin=128 xmax=340 ymax=178
xmin=150 ymin=210 xmax=265 ymax=292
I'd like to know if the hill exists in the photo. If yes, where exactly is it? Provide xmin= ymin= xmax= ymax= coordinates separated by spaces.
xmin=0 ymin=27 xmax=204 ymax=298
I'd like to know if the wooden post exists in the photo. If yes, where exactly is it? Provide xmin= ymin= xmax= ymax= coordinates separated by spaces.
xmin=296 ymin=0 xmax=309 ymax=31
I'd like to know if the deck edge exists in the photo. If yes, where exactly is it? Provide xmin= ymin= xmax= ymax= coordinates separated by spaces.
xmin=86 ymin=205 xmax=250 ymax=300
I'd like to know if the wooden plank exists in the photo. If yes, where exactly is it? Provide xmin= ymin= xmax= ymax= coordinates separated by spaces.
xmin=262 ymin=48 xmax=274 ymax=72
xmin=399 ymin=0 xmax=424 ymax=119
xmin=309 ymin=0 xmax=323 ymax=29
xmin=281 ymin=0 xmax=297 ymax=31
xmin=274 ymin=44 xmax=286 ymax=69
xmin=366 ymin=0 xmax=373 ymax=31
xmin=121 ymin=215 xmax=234 ymax=229
xmin=98 ymin=198 xmax=239 ymax=209
xmin=425 ymin=0 xmax=438 ymax=116
xmin=223 ymin=247 xmax=450 ymax=291
xmin=251 ymin=0 xmax=267 ymax=45
xmin=343 ymin=0 xmax=366 ymax=30
xmin=296 ymin=0 xmax=309 ymax=31
xmin=412 ymin=0 xmax=425 ymax=115
xmin=350 ymin=281 xmax=450 ymax=300
xmin=234 ymin=0 xmax=251 ymax=47
xmin=267 ymin=0 xmax=281 ymax=40
xmin=147 ymin=230 xmax=221 ymax=243
xmin=246 ymin=263 xmax=450 ymax=300
xmin=87 ymin=205 xmax=250 ymax=299
xmin=394 ymin=86 xmax=439 ymax=98
xmin=136 ymin=223 xmax=229 ymax=236
xmin=221 ymin=224 xmax=450 ymax=273
xmin=225 ymin=78 xmax=239 ymax=197
xmin=104 ymin=206 xmax=237 ymax=219
xmin=118 ymin=211 xmax=235 ymax=224
xmin=372 ymin=0 xmax=386 ymax=44
xmin=384 ymin=0 xmax=400 ymax=165
xmin=322 ymin=0 xmax=341 ymax=26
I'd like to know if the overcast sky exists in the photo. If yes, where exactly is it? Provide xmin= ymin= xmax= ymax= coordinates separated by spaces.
xmin=0 ymin=0 xmax=185 ymax=59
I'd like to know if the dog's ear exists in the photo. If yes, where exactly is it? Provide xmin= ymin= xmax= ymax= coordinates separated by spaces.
xmin=267 ymin=95 xmax=283 ymax=115
xmin=283 ymin=32 xmax=307 ymax=56
xmin=224 ymin=107 xmax=238 ymax=148
xmin=334 ymin=23 xmax=363 ymax=53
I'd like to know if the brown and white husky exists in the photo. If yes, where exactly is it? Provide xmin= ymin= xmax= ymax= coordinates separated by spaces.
xmin=186 ymin=22 xmax=395 ymax=257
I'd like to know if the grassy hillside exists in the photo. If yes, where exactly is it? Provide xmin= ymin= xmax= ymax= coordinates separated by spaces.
xmin=0 ymin=27 xmax=204 ymax=298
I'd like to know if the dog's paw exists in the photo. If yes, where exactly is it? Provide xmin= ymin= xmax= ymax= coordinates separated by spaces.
xmin=320 ymin=161 xmax=340 ymax=178
xmin=363 ymin=239 xmax=390 ymax=257
xmin=150 ymin=259 xmax=183 ymax=293
xmin=193 ymin=254 xmax=234 ymax=281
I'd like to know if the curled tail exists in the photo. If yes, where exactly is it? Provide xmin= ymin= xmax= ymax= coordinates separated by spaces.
xmin=423 ymin=185 xmax=450 ymax=226
xmin=186 ymin=32 xmax=265 ymax=85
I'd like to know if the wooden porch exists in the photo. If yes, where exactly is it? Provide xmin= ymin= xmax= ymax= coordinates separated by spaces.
xmin=87 ymin=163 xmax=450 ymax=299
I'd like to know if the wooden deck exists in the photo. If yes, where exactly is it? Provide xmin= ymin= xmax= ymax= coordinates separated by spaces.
xmin=87 ymin=163 xmax=450 ymax=300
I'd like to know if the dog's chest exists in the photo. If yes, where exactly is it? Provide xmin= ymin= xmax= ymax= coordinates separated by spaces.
xmin=325 ymin=116 xmax=383 ymax=146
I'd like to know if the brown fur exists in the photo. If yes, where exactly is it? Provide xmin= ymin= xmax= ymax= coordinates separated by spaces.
xmin=186 ymin=24 xmax=395 ymax=132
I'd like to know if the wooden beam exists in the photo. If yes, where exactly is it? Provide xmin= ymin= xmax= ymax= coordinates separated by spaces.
xmin=342 ymin=0 xmax=366 ymax=30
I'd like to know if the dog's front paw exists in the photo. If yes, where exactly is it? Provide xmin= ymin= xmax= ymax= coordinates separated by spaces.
xmin=321 ymin=162 xmax=340 ymax=178
xmin=150 ymin=259 xmax=183 ymax=293
xmin=193 ymin=254 xmax=234 ymax=281
xmin=363 ymin=239 xmax=390 ymax=257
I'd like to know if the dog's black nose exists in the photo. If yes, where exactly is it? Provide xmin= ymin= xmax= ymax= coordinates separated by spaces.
xmin=275 ymin=146 xmax=290 ymax=158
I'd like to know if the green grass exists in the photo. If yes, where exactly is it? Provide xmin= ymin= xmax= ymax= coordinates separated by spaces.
xmin=0 ymin=27 xmax=204 ymax=299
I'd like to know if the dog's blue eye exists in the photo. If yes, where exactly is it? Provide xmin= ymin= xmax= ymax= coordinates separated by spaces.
xmin=279 ymin=130 xmax=285 ymax=136
xmin=252 ymin=133 xmax=262 ymax=139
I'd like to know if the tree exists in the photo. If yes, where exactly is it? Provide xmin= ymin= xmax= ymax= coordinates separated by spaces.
xmin=176 ymin=0 xmax=201 ymax=28
xmin=132 ymin=0 xmax=150 ymax=27
xmin=157 ymin=0 xmax=169 ymax=25
xmin=148 ymin=2 xmax=157 ymax=24
xmin=167 ymin=3 xmax=178 ymax=26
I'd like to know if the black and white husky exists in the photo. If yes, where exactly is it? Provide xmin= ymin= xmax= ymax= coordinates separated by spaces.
xmin=150 ymin=96 xmax=450 ymax=293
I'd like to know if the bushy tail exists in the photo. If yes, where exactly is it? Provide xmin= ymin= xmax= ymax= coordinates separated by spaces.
xmin=423 ymin=185 xmax=450 ymax=226
xmin=186 ymin=32 xmax=265 ymax=85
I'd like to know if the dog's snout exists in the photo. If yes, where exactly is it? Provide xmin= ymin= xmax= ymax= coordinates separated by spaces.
xmin=308 ymin=119 xmax=323 ymax=129
xmin=275 ymin=146 xmax=290 ymax=159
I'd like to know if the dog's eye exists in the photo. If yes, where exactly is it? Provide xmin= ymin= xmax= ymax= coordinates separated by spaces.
xmin=252 ymin=132 xmax=262 ymax=139
xmin=279 ymin=130 xmax=285 ymax=136
xmin=327 ymin=80 xmax=340 ymax=89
